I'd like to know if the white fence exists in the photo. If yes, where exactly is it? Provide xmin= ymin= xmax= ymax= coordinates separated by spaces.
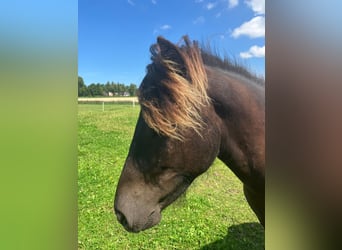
xmin=78 ymin=97 xmax=139 ymax=111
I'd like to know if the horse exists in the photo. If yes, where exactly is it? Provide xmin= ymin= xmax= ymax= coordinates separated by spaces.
xmin=114 ymin=36 xmax=265 ymax=233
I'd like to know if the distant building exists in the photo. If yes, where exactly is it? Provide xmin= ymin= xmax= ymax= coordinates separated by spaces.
xmin=108 ymin=92 xmax=114 ymax=96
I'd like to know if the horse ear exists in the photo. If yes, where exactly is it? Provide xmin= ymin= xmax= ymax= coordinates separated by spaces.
xmin=157 ymin=36 xmax=186 ymax=74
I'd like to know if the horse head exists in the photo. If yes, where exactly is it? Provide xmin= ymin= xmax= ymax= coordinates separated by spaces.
xmin=114 ymin=37 xmax=221 ymax=232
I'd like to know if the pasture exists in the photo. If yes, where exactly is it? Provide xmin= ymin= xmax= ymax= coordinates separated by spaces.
xmin=78 ymin=103 xmax=264 ymax=249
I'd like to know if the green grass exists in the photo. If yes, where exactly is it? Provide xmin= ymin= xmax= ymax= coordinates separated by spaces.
xmin=78 ymin=103 xmax=264 ymax=249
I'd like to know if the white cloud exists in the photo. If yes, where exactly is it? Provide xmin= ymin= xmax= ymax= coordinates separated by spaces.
xmin=229 ymin=0 xmax=239 ymax=8
xmin=231 ymin=16 xmax=264 ymax=38
xmin=127 ymin=0 xmax=135 ymax=6
xmin=245 ymin=0 xmax=265 ymax=15
xmin=206 ymin=2 xmax=216 ymax=10
xmin=215 ymin=12 xmax=222 ymax=18
xmin=154 ymin=24 xmax=172 ymax=34
xmin=193 ymin=16 xmax=205 ymax=24
xmin=160 ymin=24 xmax=171 ymax=30
xmin=151 ymin=0 xmax=157 ymax=4
xmin=240 ymin=45 xmax=265 ymax=58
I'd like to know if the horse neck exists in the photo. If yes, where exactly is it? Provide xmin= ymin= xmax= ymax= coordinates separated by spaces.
xmin=205 ymin=66 xmax=265 ymax=189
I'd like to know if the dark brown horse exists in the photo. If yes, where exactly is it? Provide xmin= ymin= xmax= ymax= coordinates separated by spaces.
xmin=114 ymin=36 xmax=264 ymax=233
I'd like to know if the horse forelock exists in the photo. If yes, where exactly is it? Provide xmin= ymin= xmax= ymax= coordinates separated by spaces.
xmin=138 ymin=36 xmax=210 ymax=141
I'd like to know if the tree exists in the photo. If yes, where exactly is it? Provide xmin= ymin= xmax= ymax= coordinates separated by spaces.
xmin=78 ymin=76 xmax=90 ymax=96
xmin=78 ymin=77 xmax=138 ymax=97
xmin=128 ymin=83 xmax=137 ymax=96
xmin=104 ymin=81 xmax=113 ymax=94
xmin=87 ymin=83 xmax=103 ymax=97
xmin=78 ymin=76 xmax=84 ymax=88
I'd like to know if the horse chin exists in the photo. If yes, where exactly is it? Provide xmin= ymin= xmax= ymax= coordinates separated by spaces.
xmin=128 ymin=184 xmax=189 ymax=233
xmin=141 ymin=209 xmax=162 ymax=231
xmin=159 ymin=180 xmax=191 ymax=211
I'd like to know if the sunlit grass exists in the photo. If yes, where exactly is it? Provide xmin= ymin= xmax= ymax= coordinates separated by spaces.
xmin=78 ymin=103 xmax=264 ymax=249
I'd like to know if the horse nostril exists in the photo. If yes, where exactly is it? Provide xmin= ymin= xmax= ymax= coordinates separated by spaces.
xmin=115 ymin=209 xmax=128 ymax=228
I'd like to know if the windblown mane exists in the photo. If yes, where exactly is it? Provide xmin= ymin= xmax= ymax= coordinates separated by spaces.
xmin=200 ymin=47 xmax=265 ymax=86
xmin=138 ymin=36 xmax=210 ymax=140
xmin=138 ymin=35 xmax=263 ymax=140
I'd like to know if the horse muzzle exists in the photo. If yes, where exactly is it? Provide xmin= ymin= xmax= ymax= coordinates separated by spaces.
xmin=114 ymin=205 xmax=161 ymax=233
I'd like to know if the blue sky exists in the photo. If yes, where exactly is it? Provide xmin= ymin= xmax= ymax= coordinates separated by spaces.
xmin=78 ymin=0 xmax=264 ymax=86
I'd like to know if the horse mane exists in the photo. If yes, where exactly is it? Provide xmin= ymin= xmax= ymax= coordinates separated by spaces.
xmin=200 ymin=47 xmax=265 ymax=86
xmin=138 ymin=35 xmax=263 ymax=140
xmin=138 ymin=36 xmax=210 ymax=140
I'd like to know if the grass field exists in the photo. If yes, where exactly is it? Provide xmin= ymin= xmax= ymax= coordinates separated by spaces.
xmin=78 ymin=103 xmax=264 ymax=249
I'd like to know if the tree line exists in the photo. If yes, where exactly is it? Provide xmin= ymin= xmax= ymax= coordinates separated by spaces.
xmin=78 ymin=76 xmax=138 ymax=97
